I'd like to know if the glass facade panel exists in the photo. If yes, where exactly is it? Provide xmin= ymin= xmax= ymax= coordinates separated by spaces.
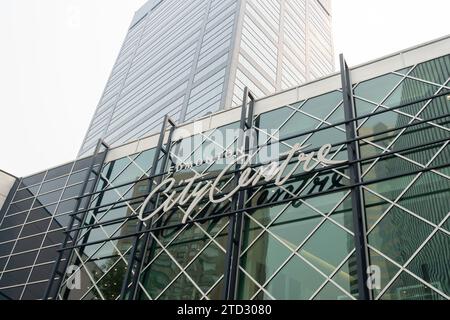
xmin=406 ymin=231 xmax=450 ymax=296
xmin=408 ymin=55 xmax=450 ymax=86
xmin=0 ymin=158 xmax=94 ymax=299
xmin=354 ymin=73 xmax=404 ymax=105
xmin=298 ymin=220 xmax=354 ymax=277
xmin=330 ymin=253 xmax=359 ymax=298
xmin=359 ymin=55 xmax=450 ymax=300
xmin=368 ymin=206 xmax=434 ymax=265
xmin=384 ymin=78 xmax=442 ymax=108
xmin=265 ymin=255 xmax=325 ymax=300
xmin=299 ymin=91 xmax=342 ymax=120
xmin=1 ymin=53 xmax=449 ymax=301
xmin=380 ymin=272 xmax=444 ymax=300
xmin=313 ymin=281 xmax=352 ymax=300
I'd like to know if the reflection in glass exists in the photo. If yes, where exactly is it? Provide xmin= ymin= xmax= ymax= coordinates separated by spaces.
xmin=354 ymin=73 xmax=404 ymax=105
xmin=408 ymin=55 xmax=450 ymax=86
xmin=407 ymin=231 xmax=450 ymax=297
xmin=265 ymin=255 xmax=325 ymax=300
xmin=381 ymin=272 xmax=444 ymax=300
xmin=313 ymin=281 xmax=352 ymax=300
xmin=368 ymin=207 xmax=433 ymax=266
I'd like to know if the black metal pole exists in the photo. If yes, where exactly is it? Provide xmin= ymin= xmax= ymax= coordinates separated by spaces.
xmin=222 ymin=87 xmax=255 ymax=300
xmin=340 ymin=54 xmax=372 ymax=300
xmin=119 ymin=115 xmax=176 ymax=300
xmin=44 ymin=139 xmax=109 ymax=300
xmin=132 ymin=120 xmax=176 ymax=300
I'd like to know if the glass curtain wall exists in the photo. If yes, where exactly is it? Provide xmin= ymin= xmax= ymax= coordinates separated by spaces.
xmin=0 ymin=157 xmax=96 ymax=299
xmin=56 ymin=54 xmax=449 ymax=300
xmin=355 ymin=55 xmax=450 ymax=300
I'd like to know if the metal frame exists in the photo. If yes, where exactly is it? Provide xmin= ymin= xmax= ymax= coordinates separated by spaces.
xmin=119 ymin=115 xmax=177 ymax=300
xmin=47 ymin=157 xmax=450 ymax=256
xmin=38 ymin=89 xmax=448 ymax=228
xmin=222 ymin=87 xmax=256 ymax=300
xmin=51 ymin=92 xmax=450 ymax=247
xmin=45 ymin=70 xmax=449 ymax=300
xmin=44 ymin=139 xmax=109 ymax=300
xmin=340 ymin=54 xmax=372 ymax=300
xmin=49 ymin=105 xmax=450 ymax=247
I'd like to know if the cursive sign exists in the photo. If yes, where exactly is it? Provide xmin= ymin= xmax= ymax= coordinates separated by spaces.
xmin=157 ymin=170 xmax=345 ymax=238
xmin=138 ymin=143 xmax=346 ymax=224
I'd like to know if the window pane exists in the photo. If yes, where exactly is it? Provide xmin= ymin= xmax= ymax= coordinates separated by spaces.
xmin=368 ymin=207 xmax=433 ymax=265
xmin=407 ymin=231 xmax=450 ymax=297
xmin=354 ymin=73 xmax=404 ymax=105
xmin=408 ymin=55 xmax=450 ymax=86
xmin=381 ymin=272 xmax=444 ymax=300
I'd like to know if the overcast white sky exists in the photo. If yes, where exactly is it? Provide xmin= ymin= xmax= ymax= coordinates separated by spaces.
xmin=0 ymin=0 xmax=448 ymax=177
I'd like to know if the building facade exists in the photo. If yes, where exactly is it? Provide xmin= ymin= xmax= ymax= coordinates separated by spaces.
xmin=78 ymin=0 xmax=334 ymax=157
xmin=0 ymin=36 xmax=449 ymax=300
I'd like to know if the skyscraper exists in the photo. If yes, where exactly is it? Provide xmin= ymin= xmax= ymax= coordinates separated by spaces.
xmin=79 ymin=0 xmax=334 ymax=157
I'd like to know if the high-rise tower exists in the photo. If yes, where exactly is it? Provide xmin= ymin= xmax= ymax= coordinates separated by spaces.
xmin=79 ymin=0 xmax=334 ymax=157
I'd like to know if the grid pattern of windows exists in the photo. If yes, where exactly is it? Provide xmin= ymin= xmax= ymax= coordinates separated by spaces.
xmin=79 ymin=0 xmax=334 ymax=157
xmin=79 ymin=0 xmax=241 ymax=157
xmin=355 ymin=56 xmax=450 ymax=299
xmin=183 ymin=0 xmax=238 ymax=122
xmin=55 ymin=148 xmax=158 ymax=300
xmin=49 ymin=54 xmax=449 ymax=300
xmin=65 ymin=90 xmax=354 ymax=300
xmin=306 ymin=0 xmax=334 ymax=80
xmin=231 ymin=0 xmax=334 ymax=107
xmin=236 ymin=90 xmax=355 ymax=300
xmin=0 ymin=49 xmax=448 ymax=300
xmin=0 ymin=157 xmax=96 ymax=300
